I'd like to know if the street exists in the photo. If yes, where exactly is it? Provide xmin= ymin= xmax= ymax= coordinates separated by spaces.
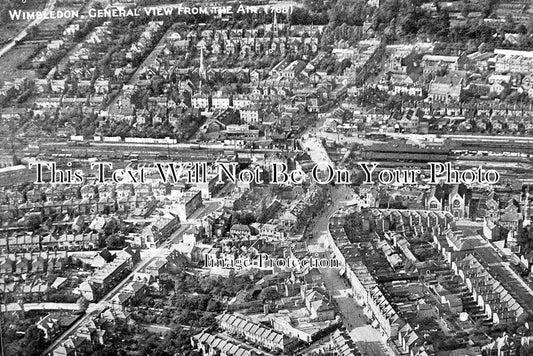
xmin=303 ymin=160 xmax=395 ymax=355
xmin=41 ymin=247 xmax=169 ymax=355
xmin=300 ymin=135 xmax=333 ymax=166
xmin=320 ymin=266 xmax=395 ymax=356
xmin=108 ymin=25 xmax=173 ymax=114
xmin=0 ymin=302 xmax=79 ymax=313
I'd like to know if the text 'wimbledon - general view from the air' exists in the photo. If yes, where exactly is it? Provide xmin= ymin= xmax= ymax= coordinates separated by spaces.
xmin=1 ymin=0 xmax=533 ymax=355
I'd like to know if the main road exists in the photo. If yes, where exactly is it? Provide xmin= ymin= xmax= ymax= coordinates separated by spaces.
xmin=305 ymin=184 xmax=395 ymax=356
xmin=299 ymin=119 xmax=395 ymax=355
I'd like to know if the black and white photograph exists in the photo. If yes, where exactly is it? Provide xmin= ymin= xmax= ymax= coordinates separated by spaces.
xmin=0 ymin=0 xmax=533 ymax=355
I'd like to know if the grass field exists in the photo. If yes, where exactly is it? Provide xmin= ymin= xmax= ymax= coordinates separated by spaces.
xmin=0 ymin=0 xmax=48 ymax=43
xmin=38 ymin=5 xmax=80 ymax=32
xmin=0 ymin=44 xmax=39 ymax=81
xmin=0 ymin=21 xmax=27 ymax=44
xmin=0 ymin=2 xmax=87 ymax=81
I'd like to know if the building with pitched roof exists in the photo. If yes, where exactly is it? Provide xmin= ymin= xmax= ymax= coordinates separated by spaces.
xmin=428 ymin=75 xmax=463 ymax=103
xmin=191 ymin=331 xmax=274 ymax=356
xmin=216 ymin=313 xmax=298 ymax=353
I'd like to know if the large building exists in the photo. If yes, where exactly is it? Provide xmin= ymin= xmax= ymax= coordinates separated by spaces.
xmin=172 ymin=191 xmax=203 ymax=221
xmin=87 ymin=247 xmax=140 ymax=298
xmin=494 ymin=49 xmax=533 ymax=74
xmin=427 ymin=75 xmax=463 ymax=103
xmin=421 ymin=54 xmax=459 ymax=74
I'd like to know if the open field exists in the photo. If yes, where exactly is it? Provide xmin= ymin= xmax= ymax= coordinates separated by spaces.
xmin=37 ymin=4 xmax=80 ymax=32
xmin=0 ymin=21 xmax=29 ymax=44
xmin=0 ymin=43 xmax=39 ymax=81
xmin=0 ymin=0 xmax=48 ymax=43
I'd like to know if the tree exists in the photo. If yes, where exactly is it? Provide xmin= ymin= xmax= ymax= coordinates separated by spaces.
xmin=77 ymin=296 xmax=89 ymax=310
xmin=25 ymin=214 xmax=42 ymax=231
xmin=198 ymin=313 xmax=216 ymax=327
xmin=481 ymin=0 xmax=497 ymax=18
xmin=104 ymin=218 xmax=118 ymax=235
xmin=516 ymin=24 xmax=527 ymax=35
xmin=522 ymin=345 xmax=533 ymax=356
xmin=206 ymin=298 xmax=223 ymax=312
xmin=22 ymin=326 xmax=46 ymax=356
xmin=504 ymin=14 xmax=514 ymax=29
xmin=46 ymin=272 xmax=58 ymax=285
xmin=528 ymin=15 xmax=533 ymax=34
xmin=91 ymin=345 xmax=120 ymax=356
xmin=28 ymin=25 xmax=39 ymax=39
xmin=259 ymin=287 xmax=280 ymax=302
xmin=105 ymin=234 xmax=124 ymax=249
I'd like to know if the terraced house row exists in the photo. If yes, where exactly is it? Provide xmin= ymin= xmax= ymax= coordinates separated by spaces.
xmin=453 ymin=254 xmax=528 ymax=325
xmin=326 ymin=207 xmax=460 ymax=355
xmin=216 ymin=313 xmax=298 ymax=354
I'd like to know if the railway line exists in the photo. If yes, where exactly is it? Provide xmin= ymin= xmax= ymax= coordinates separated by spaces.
xmin=29 ymin=140 xmax=299 ymax=163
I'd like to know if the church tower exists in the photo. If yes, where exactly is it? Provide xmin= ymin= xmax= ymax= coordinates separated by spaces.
xmin=199 ymin=47 xmax=207 ymax=85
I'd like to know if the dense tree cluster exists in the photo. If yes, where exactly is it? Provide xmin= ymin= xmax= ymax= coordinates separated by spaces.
xmin=328 ymin=0 xmax=371 ymax=27
xmin=174 ymin=270 xmax=257 ymax=297
xmin=97 ymin=113 xmax=203 ymax=141
xmin=129 ymin=271 xmax=259 ymax=335
xmin=136 ymin=328 xmax=202 ymax=356
xmin=4 ymin=324 xmax=47 ymax=356
xmin=398 ymin=5 xmax=450 ymax=39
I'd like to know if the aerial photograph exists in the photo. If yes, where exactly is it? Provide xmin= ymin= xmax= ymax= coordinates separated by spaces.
xmin=0 ymin=0 xmax=533 ymax=355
